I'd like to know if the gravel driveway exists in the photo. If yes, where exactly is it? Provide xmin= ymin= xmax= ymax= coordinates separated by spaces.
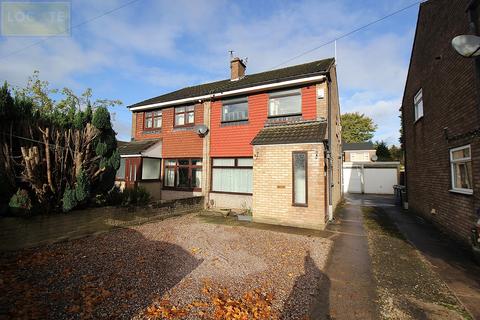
xmin=0 ymin=213 xmax=332 ymax=319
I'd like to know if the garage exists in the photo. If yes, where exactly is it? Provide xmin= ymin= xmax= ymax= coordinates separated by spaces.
xmin=343 ymin=162 xmax=399 ymax=195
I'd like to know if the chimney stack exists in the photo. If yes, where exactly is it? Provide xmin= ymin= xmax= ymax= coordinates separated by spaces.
xmin=230 ymin=57 xmax=246 ymax=80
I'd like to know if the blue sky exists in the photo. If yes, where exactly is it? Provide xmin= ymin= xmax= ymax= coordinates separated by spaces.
xmin=0 ymin=0 xmax=421 ymax=145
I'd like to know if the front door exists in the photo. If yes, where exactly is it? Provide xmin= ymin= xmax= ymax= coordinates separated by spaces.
xmin=125 ymin=158 xmax=141 ymax=189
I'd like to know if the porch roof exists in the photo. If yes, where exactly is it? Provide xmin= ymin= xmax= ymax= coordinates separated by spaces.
xmin=251 ymin=121 xmax=327 ymax=146
xmin=117 ymin=139 xmax=160 ymax=156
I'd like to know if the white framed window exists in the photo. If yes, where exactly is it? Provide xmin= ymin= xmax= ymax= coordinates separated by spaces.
xmin=268 ymin=89 xmax=301 ymax=117
xmin=450 ymin=145 xmax=473 ymax=194
xmin=141 ymin=158 xmax=161 ymax=180
xmin=116 ymin=158 xmax=126 ymax=179
xmin=350 ymin=152 xmax=370 ymax=162
xmin=414 ymin=88 xmax=424 ymax=121
xmin=212 ymin=158 xmax=253 ymax=194
xmin=222 ymin=98 xmax=248 ymax=122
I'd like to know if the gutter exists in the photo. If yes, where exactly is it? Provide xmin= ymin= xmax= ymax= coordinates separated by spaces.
xmin=129 ymin=75 xmax=327 ymax=111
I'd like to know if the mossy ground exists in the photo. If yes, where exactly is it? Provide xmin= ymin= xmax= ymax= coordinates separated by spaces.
xmin=363 ymin=207 xmax=471 ymax=320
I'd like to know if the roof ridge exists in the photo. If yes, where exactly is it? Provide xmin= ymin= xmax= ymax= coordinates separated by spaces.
xmin=129 ymin=57 xmax=334 ymax=108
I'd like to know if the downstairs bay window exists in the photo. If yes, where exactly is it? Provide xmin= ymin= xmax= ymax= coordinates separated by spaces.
xmin=164 ymin=159 xmax=202 ymax=190
xmin=212 ymin=158 xmax=253 ymax=194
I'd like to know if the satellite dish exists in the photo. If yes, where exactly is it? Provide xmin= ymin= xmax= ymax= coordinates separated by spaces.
xmin=452 ymin=35 xmax=480 ymax=57
xmin=371 ymin=154 xmax=378 ymax=162
xmin=195 ymin=124 xmax=209 ymax=136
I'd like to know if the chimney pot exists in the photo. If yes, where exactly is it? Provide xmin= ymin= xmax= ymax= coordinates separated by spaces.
xmin=230 ymin=57 xmax=246 ymax=80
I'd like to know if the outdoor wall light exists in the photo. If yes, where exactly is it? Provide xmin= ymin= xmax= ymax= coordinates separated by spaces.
xmin=253 ymin=151 xmax=259 ymax=159
xmin=452 ymin=35 xmax=480 ymax=57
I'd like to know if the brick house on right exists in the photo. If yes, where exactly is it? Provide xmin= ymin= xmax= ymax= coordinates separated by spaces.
xmin=402 ymin=0 xmax=480 ymax=245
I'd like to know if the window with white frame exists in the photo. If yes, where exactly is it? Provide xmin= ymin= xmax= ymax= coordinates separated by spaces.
xmin=222 ymin=98 xmax=248 ymax=122
xmin=450 ymin=145 xmax=473 ymax=193
xmin=141 ymin=158 xmax=161 ymax=180
xmin=116 ymin=158 xmax=126 ymax=179
xmin=414 ymin=89 xmax=424 ymax=121
xmin=350 ymin=152 xmax=370 ymax=162
xmin=268 ymin=89 xmax=301 ymax=117
xmin=212 ymin=158 xmax=253 ymax=194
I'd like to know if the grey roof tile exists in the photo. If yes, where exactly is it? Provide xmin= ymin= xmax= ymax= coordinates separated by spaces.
xmin=251 ymin=121 xmax=327 ymax=146
xmin=129 ymin=58 xmax=334 ymax=108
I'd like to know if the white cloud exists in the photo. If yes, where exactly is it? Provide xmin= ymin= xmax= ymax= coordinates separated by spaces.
xmin=342 ymin=91 xmax=401 ymax=145
xmin=0 ymin=0 xmax=416 ymax=144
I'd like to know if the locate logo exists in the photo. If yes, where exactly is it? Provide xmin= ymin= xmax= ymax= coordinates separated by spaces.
xmin=1 ymin=2 xmax=71 ymax=36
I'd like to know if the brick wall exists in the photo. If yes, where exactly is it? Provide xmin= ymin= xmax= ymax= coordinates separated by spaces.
xmin=252 ymin=143 xmax=327 ymax=229
xmin=210 ymin=84 xmax=321 ymax=157
xmin=328 ymin=65 xmax=343 ymax=209
xmin=402 ymin=0 xmax=480 ymax=245
xmin=133 ymin=104 xmax=204 ymax=158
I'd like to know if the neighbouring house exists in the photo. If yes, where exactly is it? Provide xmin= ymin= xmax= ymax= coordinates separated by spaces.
xmin=343 ymin=142 xmax=376 ymax=162
xmin=401 ymin=0 xmax=480 ymax=245
xmin=122 ymin=57 xmax=342 ymax=229
xmin=342 ymin=142 xmax=399 ymax=195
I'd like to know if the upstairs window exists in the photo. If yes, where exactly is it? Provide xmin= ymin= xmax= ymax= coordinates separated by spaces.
xmin=145 ymin=110 xmax=162 ymax=129
xmin=269 ymin=89 xmax=301 ymax=117
xmin=175 ymin=106 xmax=195 ymax=127
xmin=450 ymin=145 xmax=473 ymax=194
xmin=222 ymin=98 xmax=248 ymax=122
xmin=414 ymin=89 xmax=423 ymax=121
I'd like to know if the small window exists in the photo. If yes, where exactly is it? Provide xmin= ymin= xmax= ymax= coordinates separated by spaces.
xmin=175 ymin=106 xmax=195 ymax=126
xmin=145 ymin=110 xmax=162 ymax=129
xmin=141 ymin=158 xmax=161 ymax=180
xmin=269 ymin=89 xmax=301 ymax=117
xmin=450 ymin=145 xmax=473 ymax=194
xmin=414 ymin=89 xmax=423 ymax=121
xmin=293 ymin=151 xmax=307 ymax=206
xmin=222 ymin=98 xmax=248 ymax=122
xmin=116 ymin=158 xmax=126 ymax=179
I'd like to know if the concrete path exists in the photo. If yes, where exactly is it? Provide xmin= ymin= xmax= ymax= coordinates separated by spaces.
xmin=349 ymin=193 xmax=480 ymax=319
xmin=312 ymin=197 xmax=379 ymax=319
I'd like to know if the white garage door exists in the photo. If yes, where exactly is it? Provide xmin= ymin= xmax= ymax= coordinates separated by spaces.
xmin=343 ymin=167 xmax=362 ymax=193
xmin=364 ymin=168 xmax=397 ymax=194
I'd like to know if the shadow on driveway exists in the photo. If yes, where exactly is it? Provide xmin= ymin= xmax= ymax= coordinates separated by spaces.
xmin=0 ymin=228 xmax=203 ymax=319
xmin=281 ymin=252 xmax=331 ymax=320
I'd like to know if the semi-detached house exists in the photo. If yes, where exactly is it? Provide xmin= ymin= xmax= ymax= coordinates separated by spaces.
xmin=117 ymin=57 xmax=342 ymax=229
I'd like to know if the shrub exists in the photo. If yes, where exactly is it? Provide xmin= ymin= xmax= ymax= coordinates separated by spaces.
xmin=9 ymin=189 xmax=32 ymax=210
xmin=92 ymin=106 xmax=111 ymax=130
xmin=62 ymin=187 xmax=77 ymax=212
xmin=121 ymin=187 xmax=151 ymax=206
xmin=74 ymin=169 xmax=90 ymax=203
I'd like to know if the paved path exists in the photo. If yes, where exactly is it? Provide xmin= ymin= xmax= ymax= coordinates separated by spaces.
xmin=312 ymin=197 xmax=379 ymax=319
xmin=348 ymin=193 xmax=480 ymax=319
